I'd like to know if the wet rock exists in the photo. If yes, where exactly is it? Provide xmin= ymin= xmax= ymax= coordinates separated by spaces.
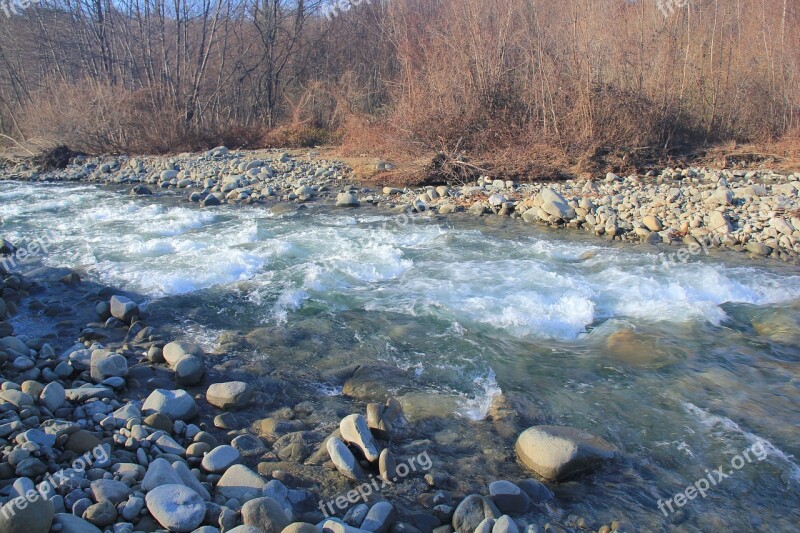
xmin=488 ymin=481 xmax=530 ymax=515
xmin=514 ymin=425 xmax=618 ymax=481
xmin=452 ymin=495 xmax=501 ymax=533
xmin=746 ymin=241 xmax=772 ymax=256
xmin=517 ymin=479 xmax=553 ymax=504
xmin=752 ymin=310 xmax=800 ymax=343
xmin=336 ymin=193 xmax=360 ymax=207
xmin=232 ymin=433 xmax=268 ymax=458
xmin=145 ymin=484 xmax=206 ymax=532
xmin=344 ymin=504 xmax=370 ymax=527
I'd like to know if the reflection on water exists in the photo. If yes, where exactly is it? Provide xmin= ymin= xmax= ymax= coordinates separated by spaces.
xmin=1 ymin=180 xmax=799 ymax=530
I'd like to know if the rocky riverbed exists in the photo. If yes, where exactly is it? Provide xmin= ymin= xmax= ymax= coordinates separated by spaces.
xmin=0 ymin=149 xmax=799 ymax=533
xmin=0 ymin=254 xmax=631 ymax=533
xmin=3 ymin=146 xmax=800 ymax=263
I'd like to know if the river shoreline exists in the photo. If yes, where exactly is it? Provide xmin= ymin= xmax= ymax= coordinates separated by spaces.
xmin=0 ymin=153 xmax=799 ymax=533
xmin=2 ymin=147 xmax=800 ymax=267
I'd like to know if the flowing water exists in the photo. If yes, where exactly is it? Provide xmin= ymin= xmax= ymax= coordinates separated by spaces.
xmin=2 ymin=181 xmax=799 ymax=531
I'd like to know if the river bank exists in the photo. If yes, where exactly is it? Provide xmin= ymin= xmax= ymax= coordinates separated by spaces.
xmin=3 ymin=146 xmax=800 ymax=265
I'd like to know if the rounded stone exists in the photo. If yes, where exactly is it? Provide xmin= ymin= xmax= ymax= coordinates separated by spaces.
xmin=201 ymin=445 xmax=241 ymax=473
xmin=145 ymin=484 xmax=206 ymax=532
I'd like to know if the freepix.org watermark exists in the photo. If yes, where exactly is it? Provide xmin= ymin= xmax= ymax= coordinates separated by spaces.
xmin=1 ymin=0 xmax=41 ymax=18
xmin=656 ymin=0 xmax=690 ymax=18
xmin=1 ymin=443 xmax=110 ymax=519
xmin=322 ymin=0 xmax=372 ymax=21
xmin=0 ymin=230 xmax=61 ymax=272
xmin=657 ymin=441 xmax=768 ymax=516
xmin=318 ymin=450 xmax=432 ymax=517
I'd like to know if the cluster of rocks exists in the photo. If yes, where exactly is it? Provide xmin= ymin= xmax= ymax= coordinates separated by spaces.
xmin=383 ymin=170 xmax=800 ymax=262
xmin=0 ymin=247 xmax=638 ymax=533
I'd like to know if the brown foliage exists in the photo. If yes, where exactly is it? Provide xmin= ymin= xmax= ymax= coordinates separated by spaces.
xmin=0 ymin=0 xmax=798 ymax=166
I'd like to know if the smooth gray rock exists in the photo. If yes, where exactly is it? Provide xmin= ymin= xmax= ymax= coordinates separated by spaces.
xmin=142 ymin=388 xmax=198 ymax=421
xmin=142 ymin=457 xmax=183 ymax=491
xmin=145 ymin=484 xmax=206 ymax=532
xmin=514 ymin=425 xmax=618 ymax=481
xmin=172 ymin=460 xmax=211 ymax=501
xmin=163 ymin=341 xmax=202 ymax=367
xmin=40 ymin=381 xmax=66 ymax=412
xmin=109 ymin=295 xmax=138 ymax=322
xmin=326 ymin=436 xmax=365 ymax=481
xmin=90 ymin=349 xmax=128 ymax=382
xmin=452 ymin=495 xmax=501 ymax=533
xmin=206 ymin=381 xmax=252 ymax=410
xmin=339 ymin=414 xmax=381 ymax=462
xmin=175 ymin=355 xmax=205 ymax=386
xmin=52 ymin=513 xmax=102 ymax=533
xmin=361 ymin=501 xmax=395 ymax=533
xmin=488 ymin=481 xmax=530 ymax=515
xmin=216 ymin=464 xmax=266 ymax=501
xmin=202 ymin=445 xmax=241 ymax=473
xmin=492 ymin=515 xmax=519 ymax=533
xmin=241 ymin=496 xmax=290 ymax=533
xmin=90 ymin=479 xmax=131 ymax=504
xmin=0 ymin=492 xmax=55 ymax=533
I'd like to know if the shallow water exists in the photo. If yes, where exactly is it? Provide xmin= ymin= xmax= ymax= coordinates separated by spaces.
xmin=1 ymin=181 xmax=798 ymax=530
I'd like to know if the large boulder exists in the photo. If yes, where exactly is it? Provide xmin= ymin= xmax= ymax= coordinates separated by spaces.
xmin=514 ymin=425 xmax=618 ymax=481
